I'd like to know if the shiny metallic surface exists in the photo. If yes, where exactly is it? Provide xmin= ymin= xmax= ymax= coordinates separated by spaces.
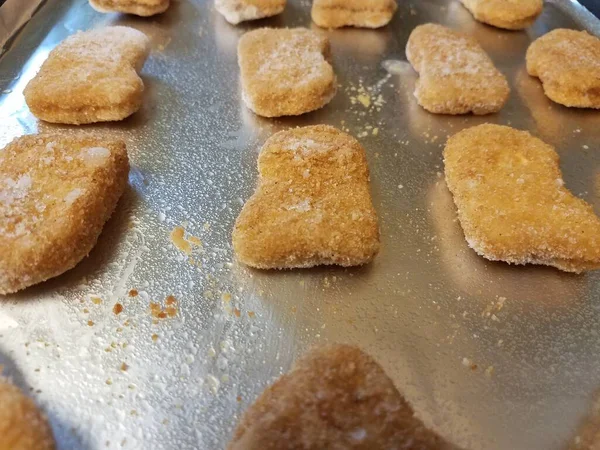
xmin=1 ymin=0 xmax=600 ymax=449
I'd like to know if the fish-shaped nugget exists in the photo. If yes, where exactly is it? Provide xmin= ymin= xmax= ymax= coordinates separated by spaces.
xmin=526 ymin=29 xmax=600 ymax=109
xmin=216 ymin=0 xmax=286 ymax=25
xmin=311 ymin=0 xmax=397 ymax=29
xmin=233 ymin=125 xmax=379 ymax=269
xmin=89 ymin=0 xmax=170 ymax=16
xmin=0 ymin=379 xmax=55 ymax=450
xmin=238 ymin=28 xmax=336 ymax=117
xmin=444 ymin=124 xmax=600 ymax=273
xmin=406 ymin=24 xmax=510 ymax=115
xmin=0 ymin=135 xmax=129 ymax=294
xmin=228 ymin=345 xmax=460 ymax=450
xmin=24 ymin=26 xmax=150 ymax=125
xmin=460 ymin=0 xmax=543 ymax=30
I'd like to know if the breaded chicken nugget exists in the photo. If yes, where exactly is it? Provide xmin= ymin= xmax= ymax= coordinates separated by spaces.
xmin=0 ymin=379 xmax=55 ymax=450
xmin=460 ymin=0 xmax=542 ymax=30
xmin=24 ymin=26 xmax=150 ymax=125
xmin=406 ymin=24 xmax=510 ymax=115
xmin=0 ymin=135 xmax=129 ymax=295
xmin=89 ymin=0 xmax=169 ymax=16
xmin=526 ymin=29 xmax=600 ymax=109
xmin=311 ymin=0 xmax=397 ymax=29
xmin=216 ymin=0 xmax=286 ymax=25
xmin=228 ymin=345 xmax=460 ymax=450
xmin=233 ymin=125 xmax=379 ymax=269
xmin=444 ymin=124 xmax=600 ymax=273
xmin=238 ymin=28 xmax=336 ymax=118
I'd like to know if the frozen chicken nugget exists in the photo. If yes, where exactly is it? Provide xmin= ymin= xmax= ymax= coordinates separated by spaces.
xmin=0 ymin=135 xmax=129 ymax=295
xmin=89 ymin=0 xmax=169 ymax=16
xmin=311 ymin=0 xmax=397 ymax=29
xmin=216 ymin=0 xmax=286 ymax=25
xmin=444 ymin=124 xmax=600 ymax=273
xmin=526 ymin=29 xmax=600 ymax=109
xmin=238 ymin=28 xmax=336 ymax=118
xmin=460 ymin=0 xmax=542 ymax=30
xmin=406 ymin=24 xmax=510 ymax=115
xmin=24 ymin=26 xmax=150 ymax=125
xmin=0 ymin=379 xmax=55 ymax=450
xmin=233 ymin=125 xmax=379 ymax=269
xmin=228 ymin=345 xmax=460 ymax=450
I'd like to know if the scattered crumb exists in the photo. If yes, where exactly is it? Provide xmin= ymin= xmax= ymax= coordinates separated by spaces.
xmin=113 ymin=303 xmax=124 ymax=315
xmin=87 ymin=320 xmax=94 ymax=326
xmin=128 ymin=289 xmax=138 ymax=297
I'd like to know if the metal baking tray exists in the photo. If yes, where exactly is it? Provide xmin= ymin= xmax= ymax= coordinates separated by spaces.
xmin=1 ymin=0 xmax=600 ymax=449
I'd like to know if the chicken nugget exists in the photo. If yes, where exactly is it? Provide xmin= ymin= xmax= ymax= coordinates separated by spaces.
xmin=238 ymin=28 xmax=336 ymax=118
xmin=0 ymin=379 xmax=55 ymax=450
xmin=311 ymin=0 xmax=397 ymax=29
xmin=0 ymin=134 xmax=129 ymax=295
xmin=526 ymin=29 xmax=600 ymax=109
xmin=444 ymin=124 xmax=600 ymax=273
xmin=89 ymin=0 xmax=169 ymax=16
xmin=232 ymin=125 xmax=379 ymax=269
xmin=406 ymin=23 xmax=510 ymax=115
xmin=216 ymin=0 xmax=286 ymax=25
xmin=459 ymin=0 xmax=542 ymax=30
xmin=228 ymin=345 xmax=459 ymax=450
xmin=24 ymin=26 xmax=150 ymax=125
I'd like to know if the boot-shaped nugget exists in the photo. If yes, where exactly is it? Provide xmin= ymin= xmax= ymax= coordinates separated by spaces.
xmin=24 ymin=26 xmax=150 ymax=125
xmin=233 ymin=125 xmax=380 ymax=269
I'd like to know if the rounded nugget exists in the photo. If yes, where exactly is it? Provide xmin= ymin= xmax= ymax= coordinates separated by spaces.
xmin=459 ymin=0 xmax=542 ymax=30
xmin=233 ymin=125 xmax=380 ymax=269
xmin=406 ymin=24 xmax=510 ymax=115
xmin=444 ymin=124 xmax=600 ymax=273
xmin=237 ymin=28 xmax=336 ymax=118
xmin=0 ymin=379 xmax=55 ymax=450
xmin=24 ymin=26 xmax=150 ymax=125
xmin=215 ymin=0 xmax=286 ymax=25
xmin=89 ymin=0 xmax=170 ymax=16
xmin=0 ymin=135 xmax=129 ymax=295
xmin=311 ymin=0 xmax=397 ymax=29
xmin=526 ymin=29 xmax=600 ymax=109
xmin=228 ymin=345 xmax=460 ymax=450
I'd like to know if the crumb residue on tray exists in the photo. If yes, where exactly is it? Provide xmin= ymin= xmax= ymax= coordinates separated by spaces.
xmin=149 ymin=295 xmax=178 ymax=320
xmin=170 ymin=225 xmax=202 ymax=255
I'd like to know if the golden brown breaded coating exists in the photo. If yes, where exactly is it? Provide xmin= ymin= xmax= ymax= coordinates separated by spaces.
xmin=406 ymin=23 xmax=510 ymax=115
xmin=526 ymin=29 xmax=600 ymax=109
xmin=444 ymin=124 xmax=600 ymax=273
xmin=0 ymin=134 xmax=129 ymax=295
xmin=233 ymin=125 xmax=379 ymax=269
xmin=460 ymin=0 xmax=542 ymax=30
xmin=89 ymin=0 xmax=169 ymax=16
xmin=216 ymin=0 xmax=286 ymax=25
xmin=238 ymin=28 xmax=336 ymax=118
xmin=0 ymin=379 xmax=55 ymax=450
xmin=24 ymin=26 xmax=150 ymax=125
xmin=311 ymin=0 xmax=397 ymax=29
xmin=228 ymin=345 xmax=459 ymax=450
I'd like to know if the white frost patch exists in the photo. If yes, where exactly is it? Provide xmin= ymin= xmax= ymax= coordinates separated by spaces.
xmin=81 ymin=147 xmax=110 ymax=166
xmin=349 ymin=428 xmax=367 ymax=442
xmin=286 ymin=199 xmax=311 ymax=212
xmin=64 ymin=188 xmax=85 ymax=205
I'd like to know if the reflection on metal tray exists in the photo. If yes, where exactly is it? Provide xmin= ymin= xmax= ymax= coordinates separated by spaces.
xmin=1 ymin=0 xmax=600 ymax=449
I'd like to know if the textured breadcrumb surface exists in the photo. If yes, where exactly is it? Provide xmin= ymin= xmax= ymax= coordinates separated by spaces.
xmin=228 ymin=345 xmax=459 ymax=450
xmin=232 ymin=125 xmax=380 ymax=269
xmin=460 ymin=0 xmax=542 ymax=30
xmin=89 ymin=0 xmax=170 ymax=16
xmin=526 ymin=29 xmax=600 ymax=109
xmin=238 ymin=28 xmax=336 ymax=118
xmin=24 ymin=26 xmax=150 ymax=125
xmin=0 ymin=379 xmax=55 ymax=450
xmin=0 ymin=134 xmax=129 ymax=295
xmin=215 ymin=0 xmax=286 ymax=24
xmin=444 ymin=124 xmax=600 ymax=273
xmin=406 ymin=23 xmax=510 ymax=115
xmin=311 ymin=0 xmax=397 ymax=29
